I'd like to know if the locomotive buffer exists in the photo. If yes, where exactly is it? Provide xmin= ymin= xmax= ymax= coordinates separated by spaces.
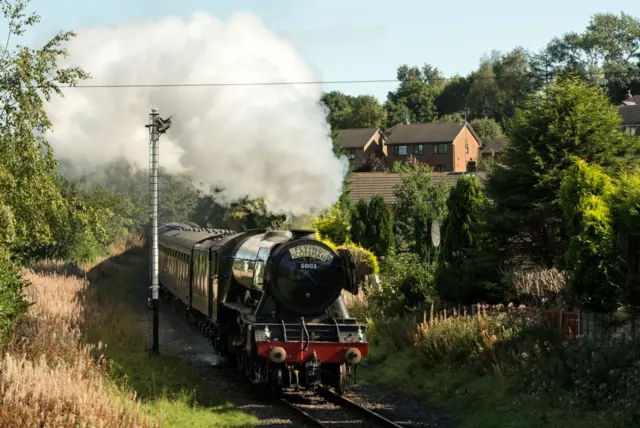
xmin=145 ymin=108 xmax=172 ymax=354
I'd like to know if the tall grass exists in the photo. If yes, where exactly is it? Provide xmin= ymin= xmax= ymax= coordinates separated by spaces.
xmin=0 ymin=236 xmax=257 ymax=428
xmin=0 ymin=237 xmax=153 ymax=427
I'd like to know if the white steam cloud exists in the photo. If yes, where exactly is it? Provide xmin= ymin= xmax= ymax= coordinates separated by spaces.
xmin=45 ymin=11 xmax=348 ymax=216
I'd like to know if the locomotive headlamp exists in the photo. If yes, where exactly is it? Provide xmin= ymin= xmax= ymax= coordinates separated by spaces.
xmin=345 ymin=347 xmax=362 ymax=365
xmin=270 ymin=346 xmax=287 ymax=363
xmin=357 ymin=327 xmax=364 ymax=342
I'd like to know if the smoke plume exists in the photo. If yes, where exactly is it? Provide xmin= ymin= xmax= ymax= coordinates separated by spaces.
xmin=45 ymin=11 xmax=348 ymax=216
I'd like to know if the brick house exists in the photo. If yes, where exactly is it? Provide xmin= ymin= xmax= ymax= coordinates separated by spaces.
xmin=618 ymin=104 xmax=640 ymax=136
xmin=384 ymin=122 xmax=481 ymax=172
xmin=346 ymin=171 xmax=488 ymax=205
xmin=334 ymin=128 xmax=387 ymax=168
xmin=481 ymin=138 xmax=509 ymax=162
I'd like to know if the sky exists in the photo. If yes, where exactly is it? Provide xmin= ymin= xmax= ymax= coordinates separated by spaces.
xmin=14 ymin=0 xmax=640 ymax=101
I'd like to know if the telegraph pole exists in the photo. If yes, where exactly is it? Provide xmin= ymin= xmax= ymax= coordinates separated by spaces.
xmin=146 ymin=107 xmax=171 ymax=355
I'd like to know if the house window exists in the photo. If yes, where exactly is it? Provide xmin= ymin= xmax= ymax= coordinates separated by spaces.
xmin=413 ymin=144 xmax=424 ymax=155
xmin=433 ymin=143 xmax=448 ymax=154
xmin=435 ymin=165 xmax=446 ymax=172
xmin=393 ymin=145 xmax=408 ymax=156
xmin=345 ymin=149 xmax=355 ymax=161
xmin=465 ymin=143 xmax=469 ymax=154
xmin=626 ymin=126 xmax=637 ymax=136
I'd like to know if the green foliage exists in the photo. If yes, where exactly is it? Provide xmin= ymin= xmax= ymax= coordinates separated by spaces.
xmin=321 ymin=91 xmax=386 ymax=130
xmin=469 ymin=117 xmax=505 ymax=142
xmin=559 ymin=159 xmax=617 ymax=312
xmin=350 ymin=199 xmax=368 ymax=245
xmin=466 ymin=48 xmax=539 ymax=122
xmin=348 ymin=196 xmax=395 ymax=258
xmin=314 ymin=233 xmax=379 ymax=284
xmin=384 ymin=65 xmax=439 ymax=127
xmin=392 ymin=162 xmax=449 ymax=252
xmin=0 ymin=246 xmax=28 ymax=343
xmin=437 ymin=174 xmax=495 ymax=303
xmin=609 ymin=172 xmax=640 ymax=312
xmin=364 ymin=196 xmax=395 ymax=258
xmin=413 ymin=204 xmax=431 ymax=261
xmin=544 ymin=12 xmax=640 ymax=101
xmin=312 ymin=203 xmax=350 ymax=245
xmin=374 ymin=252 xmax=436 ymax=313
xmin=486 ymin=77 xmax=640 ymax=268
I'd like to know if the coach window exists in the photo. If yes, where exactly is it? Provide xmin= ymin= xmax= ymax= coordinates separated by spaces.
xmin=195 ymin=255 xmax=201 ymax=295
xmin=199 ymin=254 xmax=205 ymax=295
xmin=182 ymin=253 xmax=187 ymax=281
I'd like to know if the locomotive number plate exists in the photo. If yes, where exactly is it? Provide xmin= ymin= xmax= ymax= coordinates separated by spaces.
xmin=300 ymin=263 xmax=318 ymax=269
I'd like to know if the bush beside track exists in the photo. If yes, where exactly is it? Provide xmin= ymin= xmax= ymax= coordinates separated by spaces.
xmin=347 ymin=299 xmax=640 ymax=428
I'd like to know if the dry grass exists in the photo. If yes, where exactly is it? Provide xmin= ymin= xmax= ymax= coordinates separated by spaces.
xmin=0 ymin=236 xmax=155 ymax=428
xmin=0 ymin=235 xmax=257 ymax=428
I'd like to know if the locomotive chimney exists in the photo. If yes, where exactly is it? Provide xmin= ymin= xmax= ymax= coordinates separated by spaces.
xmin=290 ymin=229 xmax=316 ymax=239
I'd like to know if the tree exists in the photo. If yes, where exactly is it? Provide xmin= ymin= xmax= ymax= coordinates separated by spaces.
xmin=321 ymin=91 xmax=386 ymax=130
xmin=436 ymin=175 xmax=492 ymax=303
xmin=347 ymin=95 xmax=387 ymax=129
xmin=312 ymin=202 xmax=350 ymax=245
xmin=467 ymin=48 xmax=537 ymax=121
xmin=470 ymin=117 xmax=505 ymax=142
xmin=0 ymin=0 xmax=92 ymax=340
xmin=435 ymin=112 xmax=465 ymax=123
xmin=434 ymin=74 xmax=473 ymax=117
xmin=559 ymin=158 xmax=617 ymax=312
xmin=321 ymin=91 xmax=352 ymax=130
xmin=350 ymin=199 xmax=368 ymax=246
xmin=392 ymin=162 xmax=449 ymax=252
xmin=0 ymin=0 xmax=90 ymax=260
xmin=385 ymin=65 xmax=438 ymax=127
xmin=543 ymin=12 xmax=640 ymax=102
xmin=485 ymin=77 xmax=640 ymax=269
xmin=365 ymin=195 xmax=395 ymax=258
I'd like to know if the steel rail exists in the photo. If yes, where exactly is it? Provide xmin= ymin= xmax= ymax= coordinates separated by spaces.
xmin=316 ymin=387 xmax=405 ymax=427
xmin=279 ymin=397 xmax=330 ymax=427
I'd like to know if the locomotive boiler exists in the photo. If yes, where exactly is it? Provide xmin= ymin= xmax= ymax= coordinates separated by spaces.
xmin=156 ymin=223 xmax=368 ymax=395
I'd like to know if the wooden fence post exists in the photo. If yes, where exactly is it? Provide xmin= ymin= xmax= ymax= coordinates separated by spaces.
xmin=558 ymin=310 xmax=563 ymax=336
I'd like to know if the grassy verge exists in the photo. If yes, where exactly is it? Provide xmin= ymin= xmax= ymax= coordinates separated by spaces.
xmin=0 ymin=239 xmax=257 ymax=428
xmin=351 ymin=304 xmax=635 ymax=428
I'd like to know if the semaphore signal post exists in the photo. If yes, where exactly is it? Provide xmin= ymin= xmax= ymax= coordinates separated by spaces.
xmin=146 ymin=108 xmax=172 ymax=354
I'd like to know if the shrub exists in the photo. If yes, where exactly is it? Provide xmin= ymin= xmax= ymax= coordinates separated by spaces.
xmin=312 ymin=203 xmax=350 ymax=245
xmin=369 ymin=252 xmax=436 ymax=315
xmin=0 ymin=247 xmax=29 ymax=344
xmin=314 ymin=234 xmax=379 ymax=285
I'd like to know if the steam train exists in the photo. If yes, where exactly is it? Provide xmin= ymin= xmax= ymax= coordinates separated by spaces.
xmin=156 ymin=223 xmax=368 ymax=395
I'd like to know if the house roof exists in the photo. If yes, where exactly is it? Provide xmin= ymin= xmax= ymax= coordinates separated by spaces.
xmin=346 ymin=171 xmax=488 ymax=204
xmin=386 ymin=122 xmax=466 ymax=145
xmin=481 ymin=138 xmax=509 ymax=154
xmin=334 ymin=128 xmax=380 ymax=149
xmin=619 ymin=105 xmax=640 ymax=126
xmin=620 ymin=94 xmax=640 ymax=105
xmin=386 ymin=122 xmax=484 ymax=146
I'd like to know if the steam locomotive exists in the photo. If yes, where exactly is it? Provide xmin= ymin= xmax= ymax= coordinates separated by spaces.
xmin=156 ymin=223 xmax=368 ymax=395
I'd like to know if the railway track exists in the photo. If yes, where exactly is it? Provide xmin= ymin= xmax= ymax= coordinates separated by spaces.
xmin=281 ymin=386 xmax=406 ymax=428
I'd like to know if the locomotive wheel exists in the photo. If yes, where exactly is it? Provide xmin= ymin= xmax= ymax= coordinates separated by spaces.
xmin=335 ymin=363 xmax=347 ymax=396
